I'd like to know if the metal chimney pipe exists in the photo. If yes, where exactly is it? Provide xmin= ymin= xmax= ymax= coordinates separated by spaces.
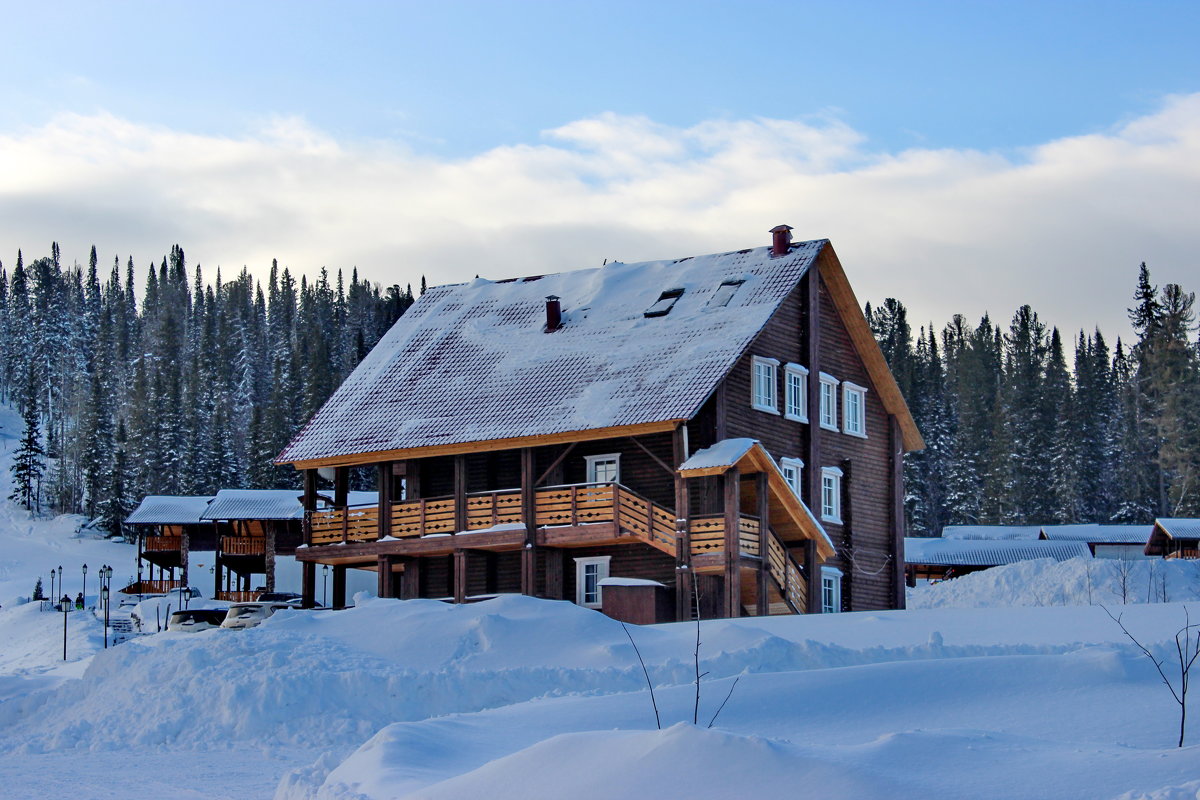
xmin=545 ymin=295 xmax=562 ymax=332
xmin=770 ymin=224 xmax=793 ymax=257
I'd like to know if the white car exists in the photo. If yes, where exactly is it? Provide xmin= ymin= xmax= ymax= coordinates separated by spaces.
xmin=167 ymin=608 xmax=228 ymax=632
xmin=219 ymin=602 xmax=294 ymax=630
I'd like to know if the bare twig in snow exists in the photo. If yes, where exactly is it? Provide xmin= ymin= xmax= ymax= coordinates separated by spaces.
xmin=621 ymin=622 xmax=660 ymax=730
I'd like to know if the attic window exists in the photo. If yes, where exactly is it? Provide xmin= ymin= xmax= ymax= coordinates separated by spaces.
xmin=708 ymin=279 xmax=744 ymax=308
xmin=644 ymin=288 xmax=685 ymax=318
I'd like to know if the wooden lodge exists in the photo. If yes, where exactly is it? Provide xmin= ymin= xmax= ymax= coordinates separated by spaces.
xmin=123 ymin=495 xmax=217 ymax=595
xmin=1145 ymin=519 xmax=1200 ymax=559
xmin=276 ymin=227 xmax=924 ymax=620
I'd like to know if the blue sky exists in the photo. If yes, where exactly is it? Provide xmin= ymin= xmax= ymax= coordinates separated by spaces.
xmin=1 ymin=1 xmax=1198 ymax=338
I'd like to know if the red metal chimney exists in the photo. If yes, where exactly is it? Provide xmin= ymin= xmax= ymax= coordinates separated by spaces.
xmin=770 ymin=224 xmax=793 ymax=257
xmin=545 ymin=295 xmax=562 ymax=332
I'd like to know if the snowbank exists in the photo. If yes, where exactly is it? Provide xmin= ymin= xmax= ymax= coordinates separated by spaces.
xmin=908 ymin=556 xmax=1200 ymax=609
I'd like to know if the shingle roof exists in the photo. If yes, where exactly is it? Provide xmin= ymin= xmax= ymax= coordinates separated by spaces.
xmin=904 ymin=537 xmax=1091 ymax=567
xmin=940 ymin=525 xmax=1044 ymax=541
xmin=125 ymin=495 xmax=214 ymax=525
xmin=277 ymin=241 xmax=826 ymax=465
xmin=201 ymin=489 xmax=379 ymax=520
xmin=1039 ymin=524 xmax=1152 ymax=544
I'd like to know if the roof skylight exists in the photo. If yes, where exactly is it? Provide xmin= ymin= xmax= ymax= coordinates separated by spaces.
xmin=644 ymin=288 xmax=685 ymax=318
xmin=708 ymin=279 xmax=744 ymax=308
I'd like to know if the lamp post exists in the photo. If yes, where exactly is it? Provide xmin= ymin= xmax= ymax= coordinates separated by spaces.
xmin=81 ymin=563 xmax=88 ymax=609
xmin=49 ymin=567 xmax=56 ymax=607
xmin=322 ymin=564 xmax=329 ymax=608
xmin=101 ymin=585 xmax=110 ymax=648
xmin=61 ymin=594 xmax=69 ymax=661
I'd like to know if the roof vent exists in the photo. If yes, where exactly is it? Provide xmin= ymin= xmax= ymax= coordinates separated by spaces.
xmin=545 ymin=295 xmax=562 ymax=332
xmin=644 ymin=288 xmax=684 ymax=318
xmin=770 ymin=224 xmax=793 ymax=258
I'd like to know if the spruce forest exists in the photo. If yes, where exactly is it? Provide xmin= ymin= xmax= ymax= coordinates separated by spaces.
xmin=1 ymin=244 xmax=1196 ymax=539
xmin=2 ymin=244 xmax=414 ymax=535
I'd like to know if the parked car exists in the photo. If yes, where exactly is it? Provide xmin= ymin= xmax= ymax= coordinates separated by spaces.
xmin=220 ymin=602 xmax=295 ymax=630
xmin=167 ymin=608 xmax=228 ymax=633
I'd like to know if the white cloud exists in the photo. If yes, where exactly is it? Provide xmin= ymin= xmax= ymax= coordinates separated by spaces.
xmin=1 ymin=96 xmax=1198 ymax=340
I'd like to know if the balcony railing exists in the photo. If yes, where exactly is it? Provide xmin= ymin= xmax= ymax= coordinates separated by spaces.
xmin=221 ymin=536 xmax=266 ymax=556
xmin=120 ymin=579 xmax=184 ymax=595
xmin=144 ymin=535 xmax=182 ymax=553
xmin=688 ymin=514 xmax=761 ymax=558
xmin=216 ymin=590 xmax=262 ymax=602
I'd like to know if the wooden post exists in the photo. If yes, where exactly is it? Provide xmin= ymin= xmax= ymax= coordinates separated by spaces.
xmin=454 ymin=455 xmax=467 ymax=534
xmin=301 ymin=561 xmax=316 ymax=608
xmin=520 ymin=447 xmax=537 ymax=596
xmin=378 ymin=461 xmax=393 ymax=540
xmin=673 ymin=425 xmax=692 ymax=622
xmin=804 ymin=538 xmax=821 ymax=614
xmin=332 ymin=565 xmax=347 ymax=610
xmin=544 ymin=547 xmax=564 ymax=599
xmin=453 ymin=550 xmax=468 ymax=603
xmin=756 ymin=472 xmax=770 ymax=617
xmin=377 ymin=555 xmax=390 ymax=598
xmin=302 ymin=469 xmax=318 ymax=547
xmin=180 ymin=529 xmax=190 ymax=590
xmin=805 ymin=264 xmax=822 ymax=512
xmin=401 ymin=557 xmax=421 ymax=599
xmin=723 ymin=467 xmax=741 ymax=619
xmin=334 ymin=466 xmax=349 ymax=508
xmin=265 ymin=525 xmax=276 ymax=592
xmin=890 ymin=416 xmax=906 ymax=610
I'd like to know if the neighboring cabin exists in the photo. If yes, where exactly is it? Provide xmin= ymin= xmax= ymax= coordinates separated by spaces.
xmin=1144 ymin=519 xmax=1200 ymax=559
xmin=276 ymin=227 xmax=923 ymax=621
xmin=904 ymin=537 xmax=1092 ymax=585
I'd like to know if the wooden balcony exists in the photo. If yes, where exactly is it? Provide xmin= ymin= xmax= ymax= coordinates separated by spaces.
xmin=216 ymin=590 xmax=262 ymax=602
xmin=144 ymin=535 xmax=182 ymax=553
xmin=222 ymin=536 xmax=267 ymax=556
xmin=120 ymin=579 xmax=185 ymax=595
xmin=1166 ymin=548 xmax=1200 ymax=560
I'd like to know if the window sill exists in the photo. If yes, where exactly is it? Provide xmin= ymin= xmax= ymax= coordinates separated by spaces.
xmin=821 ymin=515 xmax=842 ymax=525
xmin=842 ymin=429 xmax=868 ymax=439
xmin=784 ymin=413 xmax=808 ymax=424
xmin=819 ymin=421 xmax=839 ymax=432
xmin=752 ymin=403 xmax=781 ymax=415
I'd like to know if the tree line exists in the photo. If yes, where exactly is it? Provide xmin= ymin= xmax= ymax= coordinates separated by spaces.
xmin=2 ymin=243 xmax=415 ymax=534
xmin=869 ymin=263 xmax=1200 ymax=537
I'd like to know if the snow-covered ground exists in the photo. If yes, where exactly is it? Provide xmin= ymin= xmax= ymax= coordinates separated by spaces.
xmin=2 ymin=396 xmax=1199 ymax=798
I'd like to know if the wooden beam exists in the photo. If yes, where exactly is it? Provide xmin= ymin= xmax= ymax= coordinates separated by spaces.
xmin=453 ymin=455 xmax=467 ymax=534
xmin=756 ymin=472 xmax=770 ymax=617
xmin=723 ymin=466 xmax=741 ymax=619
xmin=301 ymin=561 xmax=316 ymax=608
xmin=673 ymin=425 xmax=692 ymax=622
xmin=453 ymin=550 xmax=468 ymax=603
xmin=804 ymin=539 xmax=820 ymax=614
xmin=377 ymin=555 xmax=391 ymax=598
xmin=890 ymin=416 xmax=906 ymax=610
xmin=544 ymin=547 xmax=564 ymax=599
xmin=282 ymin=420 xmax=683 ymax=469
xmin=334 ymin=466 xmax=349 ymax=508
xmin=627 ymin=436 xmax=675 ymax=477
xmin=806 ymin=263 xmax=821 ymax=514
xmin=401 ymin=557 xmax=421 ymax=599
xmin=534 ymin=442 xmax=577 ymax=487
xmin=377 ymin=461 xmax=393 ymax=540
xmin=332 ymin=565 xmax=347 ymax=610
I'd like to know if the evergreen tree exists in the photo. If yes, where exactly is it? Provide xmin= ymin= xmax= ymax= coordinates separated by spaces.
xmin=9 ymin=364 xmax=45 ymax=511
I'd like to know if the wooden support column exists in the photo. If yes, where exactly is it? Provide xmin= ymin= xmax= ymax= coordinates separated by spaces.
xmin=485 ymin=552 xmax=499 ymax=595
xmin=544 ymin=547 xmax=564 ymax=600
xmin=334 ymin=466 xmax=349 ymax=508
xmin=180 ymin=529 xmax=190 ymax=589
xmin=401 ymin=557 xmax=421 ymax=599
xmin=377 ymin=461 xmax=393 ymax=540
xmin=302 ymin=469 xmax=319 ymax=548
xmin=453 ymin=550 xmax=468 ymax=603
xmin=520 ymin=447 xmax=537 ymax=596
xmin=265 ymin=526 xmax=276 ymax=592
xmin=722 ymin=466 xmax=741 ymax=619
xmin=377 ymin=555 xmax=393 ymax=598
xmin=805 ymin=265 xmax=822 ymax=512
xmin=404 ymin=459 xmax=422 ymax=500
xmin=301 ymin=561 xmax=316 ymax=609
xmin=756 ymin=472 xmax=770 ymax=617
xmin=804 ymin=538 xmax=821 ymax=614
xmin=453 ymin=455 xmax=467 ymax=534
xmin=673 ymin=425 xmax=692 ymax=622
xmin=332 ymin=565 xmax=347 ymax=610
xmin=890 ymin=416 xmax=906 ymax=610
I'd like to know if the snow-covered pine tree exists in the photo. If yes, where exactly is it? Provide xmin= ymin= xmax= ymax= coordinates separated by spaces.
xmin=9 ymin=364 xmax=45 ymax=512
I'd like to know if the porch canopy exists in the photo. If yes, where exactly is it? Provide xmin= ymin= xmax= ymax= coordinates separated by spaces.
xmin=678 ymin=438 xmax=835 ymax=559
xmin=125 ymin=495 xmax=214 ymax=525
xmin=201 ymin=489 xmax=379 ymax=521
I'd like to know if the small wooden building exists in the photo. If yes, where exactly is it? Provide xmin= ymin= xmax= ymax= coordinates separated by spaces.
xmin=1039 ymin=524 xmax=1153 ymax=560
xmin=1144 ymin=519 xmax=1200 ymax=559
xmin=275 ymin=228 xmax=923 ymax=619
xmin=122 ymin=495 xmax=216 ymax=594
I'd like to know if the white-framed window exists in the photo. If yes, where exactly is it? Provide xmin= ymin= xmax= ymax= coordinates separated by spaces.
xmin=585 ymin=454 xmax=621 ymax=484
xmin=784 ymin=363 xmax=809 ymax=422
xmin=575 ymin=556 xmax=611 ymax=609
xmin=780 ymin=457 xmax=804 ymax=497
xmin=821 ymin=566 xmax=843 ymax=613
xmin=842 ymin=382 xmax=868 ymax=438
xmin=821 ymin=466 xmax=843 ymax=523
xmin=752 ymin=356 xmax=780 ymax=414
xmin=818 ymin=373 xmax=839 ymax=431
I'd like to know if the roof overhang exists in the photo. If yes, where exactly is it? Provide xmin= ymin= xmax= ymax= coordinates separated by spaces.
xmin=281 ymin=419 xmax=684 ymax=469
xmin=679 ymin=439 xmax=835 ymax=560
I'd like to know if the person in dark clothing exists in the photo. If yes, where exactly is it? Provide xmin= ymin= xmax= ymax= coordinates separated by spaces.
xmin=75 ymin=592 xmax=84 ymax=610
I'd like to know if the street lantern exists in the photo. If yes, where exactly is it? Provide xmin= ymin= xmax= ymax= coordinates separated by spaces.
xmin=49 ymin=567 xmax=56 ymax=605
xmin=322 ymin=564 xmax=329 ymax=608
xmin=82 ymin=563 xmax=88 ymax=608
xmin=60 ymin=594 xmax=69 ymax=661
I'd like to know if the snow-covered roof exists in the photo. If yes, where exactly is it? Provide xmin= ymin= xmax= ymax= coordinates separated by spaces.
xmin=202 ymin=489 xmax=379 ymax=520
xmin=904 ymin=537 xmax=1091 ymax=567
xmin=1039 ymin=524 xmax=1152 ymax=544
xmin=278 ymin=242 xmax=826 ymax=465
xmin=678 ymin=438 xmax=757 ymax=473
xmin=1155 ymin=519 xmax=1200 ymax=540
xmin=940 ymin=525 xmax=1043 ymax=541
xmin=125 ymin=495 xmax=214 ymax=525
